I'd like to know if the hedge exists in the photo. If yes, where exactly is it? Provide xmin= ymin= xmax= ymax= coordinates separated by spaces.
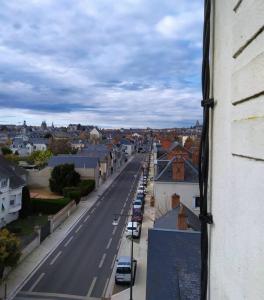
xmin=31 ymin=197 xmax=71 ymax=215
xmin=63 ymin=180 xmax=95 ymax=203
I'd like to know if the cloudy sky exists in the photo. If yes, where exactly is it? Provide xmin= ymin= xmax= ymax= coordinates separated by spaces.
xmin=0 ymin=0 xmax=204 ymax=128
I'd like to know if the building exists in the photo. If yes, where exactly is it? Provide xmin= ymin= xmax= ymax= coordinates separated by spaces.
xmin=146 ymin=195 xmax=201 ymax=300
xmin=48 ymin=155 xmax=100 ymax=188
xmin=203 ymin=1 xmax=264 ymax=299
xmin=89 ymin=127 xmax=102 ymax=144
xmin=0 ymin=156 xmax=26 ymax=227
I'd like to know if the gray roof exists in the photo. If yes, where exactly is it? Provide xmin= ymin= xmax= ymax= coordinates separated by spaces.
xmin=0 ymin=156 xmax=26 ymax=189
xmin=146 ymin=228 xmax=201 ymax=300
xmin=29 ymin=138 xmax=49 ymax=145
xmin=155 ymin=158 xmax=198 ymax=183
xmin=48 ymin=155 xmax=99 ymax=169
xmin=154 ymin=204 xmax=201 ymax=231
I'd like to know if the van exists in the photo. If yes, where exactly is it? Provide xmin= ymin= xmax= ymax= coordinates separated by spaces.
xmin=115 ymin=256 xmax=137 ymax=284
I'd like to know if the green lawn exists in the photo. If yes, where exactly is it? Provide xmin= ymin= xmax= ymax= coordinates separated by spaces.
xmin=6 ymin=215 xmax=48 ymax=236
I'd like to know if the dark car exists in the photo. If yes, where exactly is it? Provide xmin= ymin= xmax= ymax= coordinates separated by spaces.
xmin=132 ymin=208 xmax=143 ymax=223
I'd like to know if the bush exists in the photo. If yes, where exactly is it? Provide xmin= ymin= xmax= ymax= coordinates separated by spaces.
xmin=31 ymin=197 xmax=71 ymax=215
xmin=19 ymin=186 xmax=32 ymax=219
xmin=63 ymin=187 xmax=81 ymax=204
xmin=49 ymin=164 xmax=81 ymax=194
xmin=78 ymin=180 xmax=95 ymax=197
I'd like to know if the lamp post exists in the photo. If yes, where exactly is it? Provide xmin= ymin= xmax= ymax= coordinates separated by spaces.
xmin=113 ymin=213 xmax=134 ymax=300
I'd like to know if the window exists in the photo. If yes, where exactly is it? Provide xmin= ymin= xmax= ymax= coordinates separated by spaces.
xmin=193 ymin=196 xmax=200 ymax=209
xmin=1 ymin=179 xmax=7 ymax=188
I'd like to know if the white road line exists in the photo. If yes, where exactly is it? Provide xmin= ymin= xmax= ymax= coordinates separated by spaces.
xmin=98 ymin=253 xmax=107 ymax=268
xmin=84 ymin=215 xmax=90 ymax=222
xmin=102 ymin=277 xmax=110 ymax=298
xmin=96 ymin=201 xmax=100 ymax=207
xmin=91 ymin=208 xmax=96 ymax=214
xmin=120 ymin=208 xmax=124 ymax=214
xmin=111 ymin=254 xmax=117 ymax=269
xmin=75 ymin=224 xmax=82 ymax=233
xmin=29 ymin=273 xmax=45 ymax=292
xmin=87 ymin=276 xmax=97 ymax=297
xmin=123 ymin=203 xmax=126 ymax=208
xmin=112 ymin=226 xmax=117 ymax=235
xmin=64 ymin=236 xmax=73 ymax=247
xmin=50 ymin=251 xmax=62 ymax=265
xmin=106 ymin=238 xmax=112 ymax=249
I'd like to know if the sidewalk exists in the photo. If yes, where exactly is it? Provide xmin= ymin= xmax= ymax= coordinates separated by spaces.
xmin=0 ymin=157 xmax=133 ymax=300
xmin=110 ymin=158 xmax=155 ymax=300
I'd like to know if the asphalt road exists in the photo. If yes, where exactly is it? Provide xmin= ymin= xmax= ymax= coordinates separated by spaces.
xmin=14 ymin=154 xmax=145 ymax=300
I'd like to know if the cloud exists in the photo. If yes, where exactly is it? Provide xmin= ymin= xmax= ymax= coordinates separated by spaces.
xmin=0 ymin=0 xmax=204 ymax=128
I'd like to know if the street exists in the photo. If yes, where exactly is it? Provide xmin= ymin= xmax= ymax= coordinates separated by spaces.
xmin=14 ymin=155 xmax=145 ymax=300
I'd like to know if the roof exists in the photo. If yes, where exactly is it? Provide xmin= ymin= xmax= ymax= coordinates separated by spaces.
xmin=0 ymin=156 xmax=26 ymax=189
xmin=146 ymin=228 xmax=200 ymax=300
xmin=154 ymin=204 xmax=201 ymax=231
xmin=155 ymin=157 xmax=198 ymax=183
xmin=48 ymin=155 xmax=99 ymax=169
xmin=29 ymin=138 xmax=49 ymax=145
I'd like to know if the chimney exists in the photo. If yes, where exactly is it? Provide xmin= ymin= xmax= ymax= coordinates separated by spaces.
xmin=172 ymin=156 xmax=185 ymax=181
xmin=171 ymin=193 xmax=180 ymax=209
xmin=192 ymin=147 xmax=200 ymax=167
xmin=177 ymin=205 xmax=188 ymax=230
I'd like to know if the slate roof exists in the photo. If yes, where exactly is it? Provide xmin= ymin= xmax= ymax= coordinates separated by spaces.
xmin=146 ymin=228 xmax=201 ymax=300
xmin=154 ymin=204 xmax=201 ymax=231
xmin=48 ymin=155 xmax=99 ymax=169
xmin=0 ymin=156 xmax=26 ymax=189
xmin=155 ymin=158 xmax=198 ymax=183
xmin=28 ymin=138 xmax=49 ymax=145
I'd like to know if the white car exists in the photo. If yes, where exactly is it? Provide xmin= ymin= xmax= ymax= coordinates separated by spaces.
xmin=133 ymin=199 xmax=143 ymax=210
xmin=126 ymin=221 xmax=141 ymax=238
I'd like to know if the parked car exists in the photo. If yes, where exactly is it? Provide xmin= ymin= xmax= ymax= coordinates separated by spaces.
xmin=133 ymin=199 xmax=143 ymax=210
xmin=115 ymin=256 xmax=137 ymax=284
xmin=132 ymin=208 xmax=143 ymax=223
xmin=126 ymin=221 xmax=141 ymax=238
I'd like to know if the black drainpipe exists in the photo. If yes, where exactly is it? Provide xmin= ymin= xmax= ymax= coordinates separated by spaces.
xmin=199 ymin=0 xmax=214 ymax=299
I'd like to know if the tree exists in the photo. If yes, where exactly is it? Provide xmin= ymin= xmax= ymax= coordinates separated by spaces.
xmin=48 ymin=139 xmax=73 ymax=155
xmin=19 ymin=186 xmax=32 ymax=218
xmin=1 ymin=147 xmax=12 ymax=155
xmin=49 ymin=164 xmax=81 ymax=194
xmin=28 ymin=150 xmax=52 ymax=166
xmin=0 ymin=229 xmax=21 ymax=279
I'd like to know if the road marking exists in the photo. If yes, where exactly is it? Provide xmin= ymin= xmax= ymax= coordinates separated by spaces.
xmin=84 ymin=215 xmax=90 ymax=222
xmin=123 ymin=203 xmax=126 ymax=208
xmin=75 ymin=224 xmax=82 ymax=233
xmin=64 ymin=236 xmax=73 ymax=247
xmin=91 ymin=208 xmax=96 ymax=214
xmin=86 ymin=276 xmax=97 ymax=297
xmin=111 ymin=254 xmax=117 ymax=269
xmin=29 ymin=273 xmax=45 ymax=291
xmin=99 ymin=253 xmax=106 ymax=268
xmin=112 ymin=226 xmax=117 ymax=235
xmin=120 ymin=208 xmax=124 ymax=214
xmin=50 ymin=251 xmax=62 ymax=265
xmin=96 ymin=201 xmax=100 ymax=207
xmin=102 ymin=277 xmax=110 ymax=298
xmin=18 ymin=291 xmax=89 ymax=300
xmin=106 ymin=238 xmax=112 ymax=249
xmin=117 ymin=238 xmax=122 ymax=250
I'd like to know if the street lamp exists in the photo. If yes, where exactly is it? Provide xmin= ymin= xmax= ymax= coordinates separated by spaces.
xmin=113 ymin=213 xmax=134 ymax=300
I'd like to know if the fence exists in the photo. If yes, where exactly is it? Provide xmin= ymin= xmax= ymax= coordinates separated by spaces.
xmin=49 ymin=200 xmax=76 ymax=233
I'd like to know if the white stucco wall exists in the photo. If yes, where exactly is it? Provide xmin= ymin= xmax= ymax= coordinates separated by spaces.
xmin=153 ymin=181 xmax=199 ymax=218
xmin=209 ymin=1 xmax=264 ymax=299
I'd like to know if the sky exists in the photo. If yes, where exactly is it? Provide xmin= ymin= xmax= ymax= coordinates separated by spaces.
xmin=0 ymin=0 xmax=204 ymax=128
